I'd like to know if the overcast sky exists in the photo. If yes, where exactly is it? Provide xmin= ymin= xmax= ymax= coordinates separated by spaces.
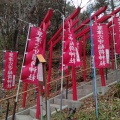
xmin=71 ymin=0 xmax=89 ymax=7
xmin=68 ymin=0 xmax=94 ymax=10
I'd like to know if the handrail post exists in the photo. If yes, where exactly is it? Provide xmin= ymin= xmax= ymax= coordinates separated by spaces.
xmin=12 ymin=97 xmax=17 ymax=120
xmin=5 ymin=99 xmax=10 ymax=120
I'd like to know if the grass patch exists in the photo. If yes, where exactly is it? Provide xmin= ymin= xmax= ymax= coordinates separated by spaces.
xmin=50 ymin=82 xmax=120 ymax=120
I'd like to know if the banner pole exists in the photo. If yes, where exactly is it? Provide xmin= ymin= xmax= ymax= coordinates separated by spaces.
xmin=5 ymin=99 xmax=10 ymax=120
xmin=0 ymin=51 xmax=5 ymax=116
xmin=105 ymin=68 xmax=108 ymax=80
xmin=83 ymin=35 xmax=87 ymax=81
xmin=12 ymin=23 xmax=32 ymax=120
xmin=88 ymin=2 xmax=99 ymax=119
xmin=112 ymin=16 xmax=118 ymax=82
xmin=15 ymin=23 xmax=32 ymax=103
xmin=60 ymin=13 xmax=65 ymax=112
xmin=47 ymin=100 xmax=51 ymax=120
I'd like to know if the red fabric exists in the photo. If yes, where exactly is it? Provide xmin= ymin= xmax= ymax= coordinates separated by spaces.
xmin=3 ymin=52 xmax=17 ymax=90
xmin=76 ymin=41 xmax=83 ymax=69
xmin=109 ymin=28 xmax=114 ymax=69
xmin=29 ymin=27 xmax=43 ymax=39
xmin=92 ymin=24 xmax=110 ymax=68
xmin=21 ymin=26 xmax=46 ymax=85
xmin=27 ymin=30 xmax=46 ymax=52
xmin=114 ymin=17 xmax=120 ymax=54
xmin=21 ymin=64 xmax=38 ymax=85
xmin=63 ymin=23 xmax=82 ymax=66
xmin=79 ymin=41 xmax=83 ymax=59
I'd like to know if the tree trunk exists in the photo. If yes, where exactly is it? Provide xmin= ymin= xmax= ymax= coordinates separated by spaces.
xmin=111 ymin=0 xmax=114 ymax=11
xmin=13 ymin=19 xmax=19 ymax=50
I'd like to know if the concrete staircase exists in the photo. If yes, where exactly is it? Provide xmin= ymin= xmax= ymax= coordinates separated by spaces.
xmin=6 ymin=70 xmax=120 ymax=120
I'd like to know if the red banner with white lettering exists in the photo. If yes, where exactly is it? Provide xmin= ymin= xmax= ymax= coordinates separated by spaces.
xmin=3 ymin=51 xmax=17 ymax=90
xmin=21 ymin=26 xmax=46 ymax=84
xmin=114 ymin=17 xmax=120 ymax=54
xmin=92 ymin=24 xmax=110 ymax=68
xmin=63 ymin=22 xmax=82 ymax=66
xmin=76 ymin=41 xmax=83 ymax=69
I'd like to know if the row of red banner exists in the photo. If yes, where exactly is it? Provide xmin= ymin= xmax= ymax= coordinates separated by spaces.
xmin=92 ymin=17 xmax=120 ymax=68
xmin=3 ymin=17 xmax=120 ymax=89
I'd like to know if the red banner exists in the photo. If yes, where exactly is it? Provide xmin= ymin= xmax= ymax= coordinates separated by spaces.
xmin=79 ymin=41 xmax=83 ymax=59
xmin=29 ymin=27 xmax=43 ymax=39
xmin=3 ymin=51 xmax=17 ymax=90
xmin=76 ymin=41 xmax=82 ymax=69
xmin=114 ymin=17 xmax=120 ymax=54
xmin=21 ymin=26 xmax=46 ymax=84
xmin=63 ymin=22 xmax=82 ymax=66
xmin=92 ymin=24 xmax=110 ymax=68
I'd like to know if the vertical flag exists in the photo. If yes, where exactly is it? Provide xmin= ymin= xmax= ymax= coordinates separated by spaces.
xmin=63 ymin=22 xmax=82 ymax=66
xmin=21 ymin=26 xmax=46 ymax=84
xmin=92 ymin=24 xmax=110 ymax=68
xmin=114 ymin=17 xmax=120 ymax=54
xmin=3 ymin=51 xmax=17 ymax=89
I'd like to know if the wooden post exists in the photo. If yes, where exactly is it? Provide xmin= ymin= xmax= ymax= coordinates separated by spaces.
xmin=43 ymin=62 xmax=47 ymax=119
xmin=35 ymin=54 xmax=47 ymax=119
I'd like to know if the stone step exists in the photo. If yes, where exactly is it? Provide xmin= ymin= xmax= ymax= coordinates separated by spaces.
xmin=50 ymin=103 xmax=68 ymax=112
xmin=30 ymin=108 xmax=46 ymax=118
xmin=15 ymin=115 xmax=33 ymax=120
xmin=80 ymin=85 xmax=93 ymax=89
xmin=89 ymin=82 xmax=102 ymax=86
xmin=97 ymin=86 xmax=110 ymax=95
xmin=67 ymin=93 xmax=85 ymax=99
xmin=79 ymin=81 xmax=87 ymax=86
xmin=91 ymin=79 xmax=115 ymax=85
xmin=106 ymin=79 xmax=116 ymax=84
xmin=77 ymin=88 xmax=93 ymax=94
xmin=54 ymin=97 xmax=69 ymax=106
xmin=6 ymin=70 xmax=120 ymax=120
xmin=53 ymin=97 xmax=81 ymax=109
